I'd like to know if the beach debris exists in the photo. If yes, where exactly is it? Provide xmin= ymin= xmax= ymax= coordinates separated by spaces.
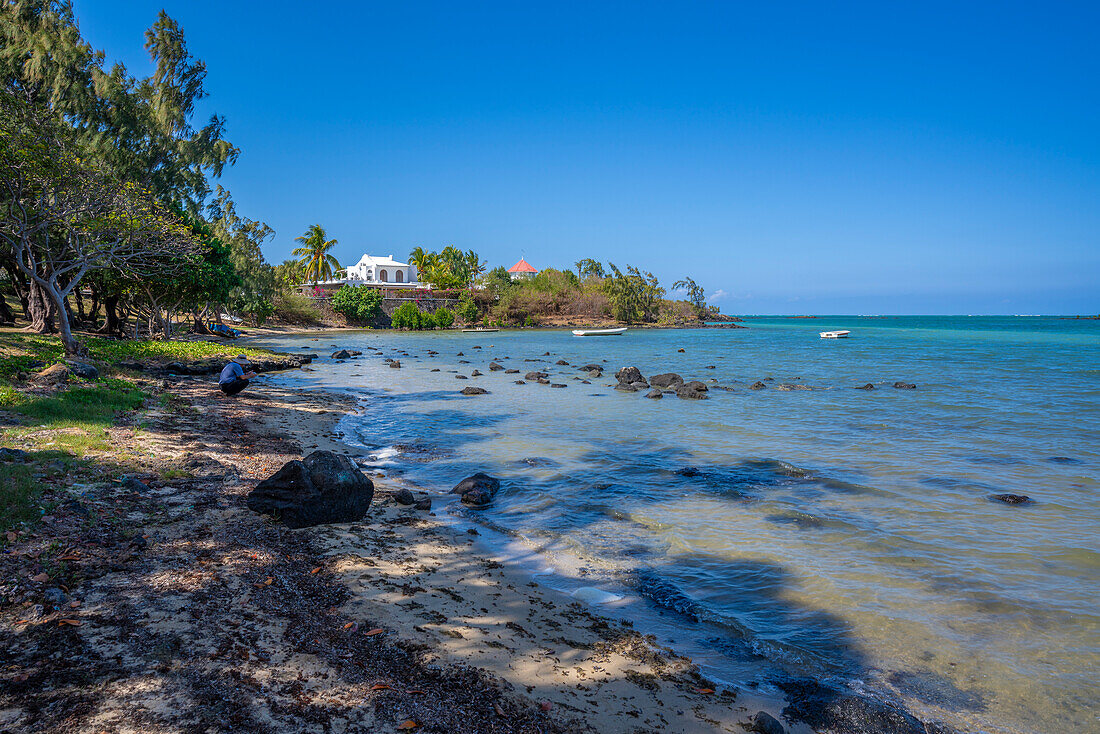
xmin=991 ymin=493 xmax=1032 ymax=505
xmin=855 ymin=383 xmax=875 ymax=390
xmin=749 ymin=381 xmax=767 ymax=390
xmin=645 ymin=388 xmax=663 ymax=399
xmin=893 ymin=381 xmax=917 ymax=389
xmin=748 ymin=710 xmax=785 ymax=734
xmin=460 ymin=386 xmax=489 ymax=395
xmin=676 ymin=381 xmax=709 ymax=400
xmin=451 ymin=473 xmax=501 ymax=506
xmin=396 ymin=719 xmax=419 ymax=729
xmin=246 ymin=450 xmax=374 ymax=528
xmin=649 ymin=372 xmax=684 ymax=389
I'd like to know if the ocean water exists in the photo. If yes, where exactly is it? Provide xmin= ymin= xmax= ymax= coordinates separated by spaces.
xmin=254 ymin=316 xmax=1100 ymax=734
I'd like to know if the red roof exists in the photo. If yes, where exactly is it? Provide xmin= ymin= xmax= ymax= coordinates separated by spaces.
xmin=508 ymin=258 xmax=538 ymax=273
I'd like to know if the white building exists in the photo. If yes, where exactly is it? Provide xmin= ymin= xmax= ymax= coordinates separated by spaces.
xmin=342 ymin=254 xmax=418 ymax=285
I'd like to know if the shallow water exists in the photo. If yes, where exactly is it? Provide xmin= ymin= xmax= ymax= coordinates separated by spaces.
xmin=255 ymin=316 xmax=1100 ymax=734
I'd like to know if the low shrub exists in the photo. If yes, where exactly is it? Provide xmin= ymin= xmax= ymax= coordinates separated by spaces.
xmin=330 ymin=285 xmax=383 ymax=323
xmin=433 ymin=307 xmax=455 ymax=328
xmin=273 ymin=290 xmax=321 ymax=324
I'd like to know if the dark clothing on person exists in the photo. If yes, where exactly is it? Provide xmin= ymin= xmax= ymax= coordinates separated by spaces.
xmin=220 ymin=377 xmax=250 ymax=395
xmin=219 ymin=361 xmax=245 ymax=384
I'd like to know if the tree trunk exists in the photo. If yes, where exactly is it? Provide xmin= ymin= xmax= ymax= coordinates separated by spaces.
xmin=73 ymin=288 xmax=87 ymax=324
xmin=39 ymin=283 xmax=86 ymax=356
xmin=99 ymin=295 xmax=122 ymax=336
xmin=0 ymin=292 xmax=14 ymax=324
xmin=191 ymin=305 xmax=211 ymax=334
xmin=26 ymin=280 xmax=56 ymax=333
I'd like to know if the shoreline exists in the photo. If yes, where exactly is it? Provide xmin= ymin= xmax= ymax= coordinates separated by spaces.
xmin=0 ymin=342 xmax=964 ymax=733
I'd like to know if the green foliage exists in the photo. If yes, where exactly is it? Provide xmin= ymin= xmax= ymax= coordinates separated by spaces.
xmin=408 ymin=246 xmax=484 ymax=289
xmin=0 ymin=462 xmax=39 ymax=533
xmin=531 ymin=268 xmax=579 ymax=294
xmin=390 ymin=301 xmax=427 ymax=330
xmin=274 ymin=258 xmax=306 ymax=286
xmin=604 ymin=263 xmax=665 ymax=322
xmin=293 ymin=224 xmax=341 ymax=284
xmin=672 ymin=277 xmax=707 ymax=315
xmin=432 ymin=307 xmax=455 ymax=329
xmin=330 ymin=285 xmax=383 ymax=323
xmin=575 ymin=258 xmax=606 ymax=279
xmin=457 ymin=296 xmax=480 ymax=324
xmin=238 ymin=294 xmax=275 ymax=326
xmin=272 ymin=290 xmax=321 ymax=324
xmin=480 ymin=265 xmax=515 ymax=296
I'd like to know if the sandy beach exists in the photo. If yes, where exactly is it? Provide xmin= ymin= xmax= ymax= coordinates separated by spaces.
xmin=1 ymin=368 xmax=819 ymax=734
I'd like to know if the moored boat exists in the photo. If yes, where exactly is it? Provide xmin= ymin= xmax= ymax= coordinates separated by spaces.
xmin=462 ymin=328 xmax=499 ymax=333
xmin=820 ymin=330 xmax=851 ymax=339
xmin=572 ymin=327 xmax=628 ymax=336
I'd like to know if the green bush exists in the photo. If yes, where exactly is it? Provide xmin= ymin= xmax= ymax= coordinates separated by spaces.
xmin=273 ymin=290 xmax=321 ymax=324
xmin=457 ymin=296 xmax=479 ymax=324
xmin=330 ymin=285 xmax=383 ymax=323
xmin=390 ymin=302 xmax=423 ymax=329
xmin=433 ymin=307 xmax=455 ymax=328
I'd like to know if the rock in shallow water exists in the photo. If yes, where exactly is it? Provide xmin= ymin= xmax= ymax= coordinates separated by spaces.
xmin=676 ymin=381 xmax=709 ymax=400
xmin=451 ymin=473 xmax=501 ymax=506
xmin=649 ymin=372 xmax=684 ymax=389
xmin=893 ymin=381 xmax=917 ymax=389
xmin=246 ymin=450 xmax=374 ymax=528
xmin=645 ymin=388 xmax=664 ymax=399
xmin=991 ymin=493 xmax=1032 ymax=505
xmin=460 ymin=386 xmax=489 ymax=395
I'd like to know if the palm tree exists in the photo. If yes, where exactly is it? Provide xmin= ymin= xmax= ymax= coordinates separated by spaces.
xmin=465 ymin=249 xmax=486 ymax=285
xmin=408 ymin=246 xmax=435 ymax=285
xmin=293 ymin=224 xmax=340 ymax=284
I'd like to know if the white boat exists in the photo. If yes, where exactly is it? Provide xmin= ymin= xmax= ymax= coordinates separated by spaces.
xmin=820 ymin=330 xmax=851 ymax=339
xmin=462 ymin=327 xmax=499 ymax=333
xmin=572 ymin=327 xmax=628 ymax=337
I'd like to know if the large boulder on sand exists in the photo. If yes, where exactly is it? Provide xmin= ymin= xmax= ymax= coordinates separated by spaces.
xmin=450 ymin=473 xmax=501 ymax=506
xmin=246 ymin=450 xmax=374 ymax=528
xmin=649 ymin=372 xmax=684 ymax=389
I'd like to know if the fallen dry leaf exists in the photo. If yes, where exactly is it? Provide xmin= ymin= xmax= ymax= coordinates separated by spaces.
xmin=310 ymin=567 xmax=321 ymax=574
xmin=58 ymin=619 xmax=81 ymax=626
xmin=69 ymin=601 xmax=81 ymax=608
xmin=396 ymin=721 xmax=418 ymax=730
xmin=363 ymin=628 xmax=384 ymax=637
xmin=342 ymin=622 xmax=359 ymax=632
xmin=693 ymin=687 xmax=715 ymax=694
xmin=58 ymin=555 xmax=80 ymax=562
xmin=31 ymin=573 xmax=49 ymax=584
xmin=5 ymin=531 xmax=16 ymax=543
xmin=493 ymin=703 xmax=506 ymax=717
xmin=406 ymin=689 xmax=425 ymax=695
xmin=370 ymin=684 xmax=393 ymax=691
xmin=539 ymin=701 xmax=553 ymax=712
xmin=264 ymin=577 xmax=273 ymax=585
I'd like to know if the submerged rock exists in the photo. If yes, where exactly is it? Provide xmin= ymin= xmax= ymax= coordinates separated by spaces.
xmin=505 ymin=369 xmax=520 ymax=374
xmin=749 ymin=381 xmax=767 ymax=390
xmin=451 ymin=473 xmax=501 ymax=506
xmin=246 ymin=450 xmax=374 ymax=528
xmin=580 ymin=363 xmax=603 ymax=372
xmin=550 ymin=383 xmax=566 ymax=388
xmin=991 ymin=493 xmax=1032 ymax=505
xmin=676 ymin=381 xmax=709 ymax=400
xmin=525 ymin=371 xmax=548 ymax=380
xmin=645 ymin=388 xmax=664 ymax=399
xmin=649 ymin=373 xmax=684 ymax=389
xmin=777 ymin=676 xmax=953 ymax=734
xmin=514 ymin=380 xmax=527 ymax=384
xmin=748 ymin=711 xmax=786 ymax=734
xmin=489 ymin=362 xmax=504 ymax=371
xmin=331 ymin=349 xmax=351 ymax=359
xmin=893 ymin=382 xmax=917 ymax=389
xmin=615 ymin=366 xmax=647 ymax=387
xmin=855 ymin=383 xmax=875 ymax=390
xmin=389 ymin=360 xmax=401 ymax=368
xmin=556 ymin=359 xmax=570 ymax=366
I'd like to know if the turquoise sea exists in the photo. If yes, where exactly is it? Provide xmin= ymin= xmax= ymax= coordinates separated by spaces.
xmin=255 ymin=316 xmax=1100 ymax=734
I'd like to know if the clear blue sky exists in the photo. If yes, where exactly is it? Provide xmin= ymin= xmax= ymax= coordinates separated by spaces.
xmin=77 ymin=1 xmax=1098 ymax=314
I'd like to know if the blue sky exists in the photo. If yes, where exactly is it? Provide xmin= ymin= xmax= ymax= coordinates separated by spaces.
xmin=77 ymin=1 xmax=1098 ymax=314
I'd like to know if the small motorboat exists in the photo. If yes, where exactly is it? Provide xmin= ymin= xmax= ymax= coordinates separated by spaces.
xmin=462 ymin=327 xmax=499 ymax=333
xmin=820 ymin=330 xmax=851 ymax=339
xmin=572 ymin=327 xmax=628 ymax=337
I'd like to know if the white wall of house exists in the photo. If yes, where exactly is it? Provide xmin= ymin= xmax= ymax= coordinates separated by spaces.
xmin=343 ymin=254 xmax=418 ymax=285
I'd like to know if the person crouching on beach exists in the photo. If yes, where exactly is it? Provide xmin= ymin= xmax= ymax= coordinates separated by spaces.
xmin=219 ymin=355 xmax=257 ymax=396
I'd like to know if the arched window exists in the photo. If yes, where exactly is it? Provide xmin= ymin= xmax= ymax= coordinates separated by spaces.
xmin=379 ymin=269 xmax=388 ymax=282
xmin=395 ymin=270 xmax=404 ymax=283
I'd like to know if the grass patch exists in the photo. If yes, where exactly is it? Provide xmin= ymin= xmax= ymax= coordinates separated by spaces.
xmin=9 ymin=379 xmax=145 ymax=427
xmin=0 ymin=331 xmax=278 ymax=379
xmin=0 ymin=462 xmax=40 ymax=532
